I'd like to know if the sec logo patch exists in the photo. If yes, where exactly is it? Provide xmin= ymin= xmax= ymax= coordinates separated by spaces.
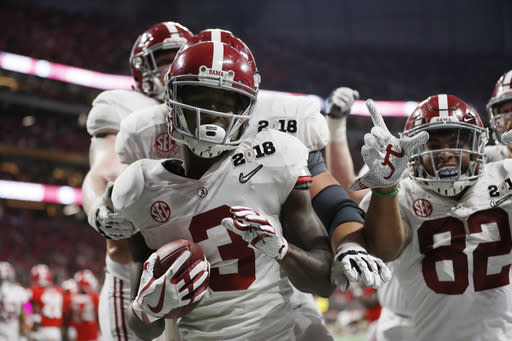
xmin=413 ymin=198 xmax=432 ymax=218
xmin=150 ymin=201 xmax=171 ymax=223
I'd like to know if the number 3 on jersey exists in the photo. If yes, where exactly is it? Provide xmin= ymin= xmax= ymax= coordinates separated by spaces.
xmin=418 ymin=207 xmax=512 ymax=294
xmin=188 ymin=205 xmax=256 ymax=291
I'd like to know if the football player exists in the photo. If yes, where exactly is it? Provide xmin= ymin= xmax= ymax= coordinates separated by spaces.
xmin=62 ymin=270 xmax=100 ymax=341
xmin=324 ymin=88 xmax=416 ymax=341
xmin=80 ymin=21 xmax=193 ymax=341
xmin=0 ymin=261 xmax=29 ymax=341
xmin=28 ymin=264 xmax=67 ymax=341
xmin=348 ymin=94 xmax=512 ymax=341
xmin=110 ymin=40 xmax=338 ymax=340
xmin=112 ymin=29 xmax=389 ymax=341
xmin=486 ymin=69 xmax=512 ymax=161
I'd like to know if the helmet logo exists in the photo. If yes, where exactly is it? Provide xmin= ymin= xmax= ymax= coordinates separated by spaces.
xmin=413 ymin=198 xmax=433 ymax=218
xmin=150 ymin=201 xmax=171 ymax=223
xmin=199 ymin=65 xmax=235 ymax=84
xmin=431 ymin=116 xmax=458 ymax=123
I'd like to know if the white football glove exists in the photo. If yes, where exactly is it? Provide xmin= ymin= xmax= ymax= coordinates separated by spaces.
xmin=326 ymin=87 xmax=360 ymax=118
xmin=131 ymin=251 xmax=210 ymax=324
xmin=349 ymin=99 xmax=429 ymax=191
xmin=502 ymin=129 xmax=512 ymax=145
xmin=331 ymin=242 xmax=392 ymax=291
xmin=222 ymin=206 xmax=288 ymax=260
xmin=87 ymin=182 xmax=136 ymax=240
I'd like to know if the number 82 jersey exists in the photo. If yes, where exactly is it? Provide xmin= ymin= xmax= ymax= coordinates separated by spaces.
xmin=370 ymin=160 xmax=512 ymax=341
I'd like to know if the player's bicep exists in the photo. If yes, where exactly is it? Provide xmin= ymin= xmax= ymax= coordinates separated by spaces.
xmin=280 ymin=188 xmax=330 ymax=251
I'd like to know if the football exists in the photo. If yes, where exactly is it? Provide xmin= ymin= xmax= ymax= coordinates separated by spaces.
xmin=153 ymin=239 xmax=209 ymax=319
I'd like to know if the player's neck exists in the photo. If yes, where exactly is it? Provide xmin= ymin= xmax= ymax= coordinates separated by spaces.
xmin=183 ymin=149 xmax=224 ymax=179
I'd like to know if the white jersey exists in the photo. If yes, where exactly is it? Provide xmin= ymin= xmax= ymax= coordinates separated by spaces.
xmin=86 ymin=89 xmax=159 ymax=136
xmin=485 ymin=144 xmax=511 ymax=163
xmin=361 ymin=161 xmax=512 ymax=341
xmin=112 ymin=130 xmax=310 ymax=341
xmin=0 ymin=281 xmax=28 ymax=341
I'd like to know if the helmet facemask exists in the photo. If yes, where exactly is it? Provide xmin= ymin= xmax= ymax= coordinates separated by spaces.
xmin=131 ymin=46 xmax=181 ymax=101
xmin=166 ymin=78 xmax=255 ymax=158
xmin=404 ymin=123 xmax=487 ymax=197
xmin=488 ymin=103 xmax=512 ymax=144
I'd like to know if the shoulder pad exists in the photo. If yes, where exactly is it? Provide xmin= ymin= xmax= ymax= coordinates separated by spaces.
xmin=86 ymin=90 xmax=159 ymax=136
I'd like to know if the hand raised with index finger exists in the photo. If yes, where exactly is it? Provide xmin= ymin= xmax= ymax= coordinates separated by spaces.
xmin=348 ymin=99 xmax=429 ymax=191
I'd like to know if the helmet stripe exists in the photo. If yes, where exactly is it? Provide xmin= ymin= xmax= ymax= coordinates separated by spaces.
xmin=504 ymin=70 xmax=512 ymax=89
xmin=438 ymin=94 xmax=449 ymax=116
xmin=163 ymin=22 xmax=178 ymax=34
xmin=210 ymin=29 xmax=222 ymax=43
xmin=212 ymin=42 xmax=224 ymax=70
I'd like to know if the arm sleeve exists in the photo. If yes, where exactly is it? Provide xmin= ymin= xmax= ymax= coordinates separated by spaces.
xmin=307 ymin=150 xmax=328 ymax=176
xmin=312 ymin=184 xmax=365 ymax=236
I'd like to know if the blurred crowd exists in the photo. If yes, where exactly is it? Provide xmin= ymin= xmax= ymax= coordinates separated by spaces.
xmin=0 ymin=207 xmax=104 ymax=287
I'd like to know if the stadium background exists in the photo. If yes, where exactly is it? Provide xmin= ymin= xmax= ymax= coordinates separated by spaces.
xmin=0 ymin=0 xmax=510 ymax=339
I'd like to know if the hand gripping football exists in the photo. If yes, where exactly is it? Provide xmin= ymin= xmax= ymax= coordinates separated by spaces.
xmin=152 ymin=239 xmax=209 ymax=319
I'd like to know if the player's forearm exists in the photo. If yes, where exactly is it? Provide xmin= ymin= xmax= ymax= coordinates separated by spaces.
xmin=326 ymin=141 xmax=368 ymax=204
xmin=279 ymin=244 xmax=335 ymax=297
xmin=362 ymin=186 xmax=405 ymax=261
xmin=81 ymin=170 xmax=108 ymax=216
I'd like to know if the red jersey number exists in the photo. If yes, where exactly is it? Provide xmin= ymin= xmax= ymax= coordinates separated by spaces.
xmin=418 ymin=208 xmax=512 ymax=294
xmin=189 ymin=205 xmax=256 ymax=291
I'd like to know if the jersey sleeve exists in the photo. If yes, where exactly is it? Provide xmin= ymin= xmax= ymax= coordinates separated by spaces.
xmin=86 ymin=91 xmax=126 ymax=136
xmin=111 ymin=160 xmax=147 ymax=223
xmin=256 ymin=129 xmax=312 ymax=193
xmin=297 ymin=97 xmax=329 ymax=152
xmin=115 ymin=114 xmax=145 ymax=165
xmin=86 ymin=90 xmax=159 ymax=136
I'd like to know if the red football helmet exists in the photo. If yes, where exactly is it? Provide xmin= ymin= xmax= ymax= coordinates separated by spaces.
xmin=487 ymin=69 xmax=512 ymax=144
xmin=130 ymin=22 xmax=193 ymax=100
xmin=31 ymin=264 xmax=52 ymax=287
xmin=182 ymin=29 xmax=261 ymax=88
xmin=165 ymin=41 xmax=259 ymax=158
xmin=74 ymin=270 xmax=99 ymax=294
xmin=0 ymin=261 xmax=15 ymax=282
xmin=402 ymin=94 xmax=487 ymax=196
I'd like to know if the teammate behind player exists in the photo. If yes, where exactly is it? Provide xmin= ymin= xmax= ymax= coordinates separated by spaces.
xmin=80 ymin=21 xmax=193 ymax=341
xmin=347 ymin=94 xmax=512 ymax=341
xmin=486 ymin=69 xmax=512 ymax=161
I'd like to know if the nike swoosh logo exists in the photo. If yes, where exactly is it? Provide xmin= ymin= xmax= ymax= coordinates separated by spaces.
xmin=148 ymin=278 xmax=166 ymax=314
xmin=239 ymin=164 xmax=263 ymax=183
